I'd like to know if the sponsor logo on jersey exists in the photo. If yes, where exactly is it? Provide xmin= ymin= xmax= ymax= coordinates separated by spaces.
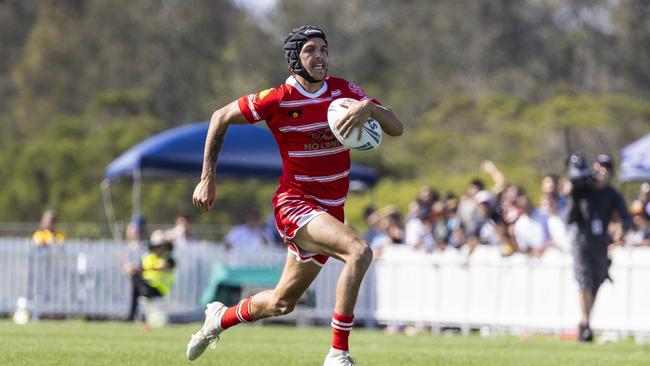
xmin=258 ymin=88 xmax=273 ymax=101
xmin=304 ymin=140 xmax=342 ymax=151
xmin=347 ymin=82 xmax=365 ymax=97
xmin=305 ymin=128 xmax=340 ymax=150
xmin=308 ymin=128 xmax=336 ymax=142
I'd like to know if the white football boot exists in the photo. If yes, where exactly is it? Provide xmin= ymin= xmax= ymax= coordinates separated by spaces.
xmin=323 ymin=348 xmax=357 ymax=366
xmin=186 ymin=302 xmax=227 ymax=361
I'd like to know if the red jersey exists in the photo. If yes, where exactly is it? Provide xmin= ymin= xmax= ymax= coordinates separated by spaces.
xmin=237 ymin=76 xmax=379 ymax=208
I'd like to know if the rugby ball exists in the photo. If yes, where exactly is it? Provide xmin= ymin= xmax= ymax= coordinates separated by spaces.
xmin=327 ymin=98 xmax=382 ymax=151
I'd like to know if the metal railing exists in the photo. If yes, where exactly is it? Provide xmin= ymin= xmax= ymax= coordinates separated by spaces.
xmin=0 ymin=238 xmax=285 ymax=318
xmin=2 ymin=238 xmax=650 ymax=335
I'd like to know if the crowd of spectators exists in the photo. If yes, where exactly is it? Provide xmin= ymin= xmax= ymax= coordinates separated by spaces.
xmin=363 ymin=160 xmax=650 ymax=259
xmin=31 ymin=156 xmax=649 ymax=258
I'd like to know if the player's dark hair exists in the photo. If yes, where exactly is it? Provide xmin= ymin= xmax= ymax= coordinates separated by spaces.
xmin=283 ymin=26 xmax=327 ymax=83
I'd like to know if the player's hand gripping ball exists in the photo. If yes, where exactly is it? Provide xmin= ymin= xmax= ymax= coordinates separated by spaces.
xmin=327 ymin=98 xmax=382 ymax=151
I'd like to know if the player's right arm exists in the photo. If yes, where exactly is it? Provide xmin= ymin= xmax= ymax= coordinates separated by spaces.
xmin=192 ymin=101 xmax=249 ymax=211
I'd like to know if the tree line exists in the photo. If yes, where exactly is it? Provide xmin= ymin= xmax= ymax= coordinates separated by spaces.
xmin=0 ymin=0 xmax=648 ymax=235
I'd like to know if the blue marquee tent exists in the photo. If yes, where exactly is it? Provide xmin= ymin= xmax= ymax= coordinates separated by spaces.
xmin=102 ymin=122 xmax=379 ymax=237
xmin=104 ymin=121 xmax=378 ymax=184
xmin=620 ymin=133 xmax=650 ymax=183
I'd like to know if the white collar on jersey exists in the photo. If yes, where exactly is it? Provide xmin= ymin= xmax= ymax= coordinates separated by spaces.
xmin=285 ymin=76 xmax=329 ymax=98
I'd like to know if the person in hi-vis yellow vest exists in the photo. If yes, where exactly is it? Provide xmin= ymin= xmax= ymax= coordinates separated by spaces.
xmin=32 ymin=210 xmax=64 ymax=247
xmin=125 ymin=229 xmax=175 ymax=321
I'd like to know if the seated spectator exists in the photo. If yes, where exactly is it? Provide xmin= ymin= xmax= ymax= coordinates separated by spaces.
xmin=167 ymin=214 xmax=195 ymax=247
xmin=626 ymin=200 xmax=650 ymax=247
xmin=32 ymin=209 xmax=64 ymax=247
xmin=125 ymin=230 xmax=176 ymax=321
xmin=224 ymin=209 xmax=272 ymax=250
xmin=513 ymin=195 xmax=546 ymax=257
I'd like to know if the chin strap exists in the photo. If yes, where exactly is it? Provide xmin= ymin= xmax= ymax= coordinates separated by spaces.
xmin=298 ymin=68 xmax=321 ymax=83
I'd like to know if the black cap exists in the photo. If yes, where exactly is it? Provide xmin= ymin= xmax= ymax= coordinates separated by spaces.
xmin=596 ymin=154 xmax=614 ymax=169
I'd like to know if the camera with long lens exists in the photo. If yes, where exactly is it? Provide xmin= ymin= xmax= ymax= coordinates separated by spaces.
xmin=566 ymin=152 xmax=595 ymax=193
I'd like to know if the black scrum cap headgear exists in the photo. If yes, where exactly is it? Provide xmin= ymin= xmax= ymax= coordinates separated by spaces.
xmin=283 ymin=26 xmax=327 ymax=83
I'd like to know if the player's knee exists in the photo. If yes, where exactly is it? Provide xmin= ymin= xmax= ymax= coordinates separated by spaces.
xmin=270 ymin=296 xmax=296 ymax=316
xmin=345 ymin=239 xmax=373 ymax=269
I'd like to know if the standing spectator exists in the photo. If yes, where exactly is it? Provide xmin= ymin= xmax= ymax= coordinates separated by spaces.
xmin=404 ymin=206 xmax=435 ymax=252
xmin=28 ymin=209 xmax=64 ymax=305
xmin=406 ymin=185 xmax=438 ymax=221
xmin=513 ymin=195 xmax=546 ymax=257
xmin=625 ymin=200 xmax=650 ymax=247
xmin=467 ymin=190 xmax=501 ymax=250
xmin=361 ymin=205 xmax=382 ymax=246
xmin=223 ymin=209 xmax=272 ymax=250
xmin=533 ymin=174 xmax=569 ymax=246
xmin=637 ymin=182 xmax=650 ymax=217
xmin=457 ymin=179 xmax=485 ymax=240
xmin=32 ymin=210 xmax=64 ymax=247
xmin=541 ymin=173 xmax=567 ymax=215
xmin=122 ymin=215 xmax=148 ymax=274
xmin=544 ymin=194 xmax=571 ymax=252
xmin=167 ymin=214 xmax=194 ymax=247
xmin=430 ymin=201 xmax=450 ymax=251
xmin=444 ymin=194 xmax=465 ymax=249
xmin=459 ymin=191 xmax=497 ymax=260
xmin=480 ymin=160 xmax=508 ymax=195
xmin=564 ymin=153 xmax=632 ymax=342
xmin=366 ymin=205 xmax=405 ymax=256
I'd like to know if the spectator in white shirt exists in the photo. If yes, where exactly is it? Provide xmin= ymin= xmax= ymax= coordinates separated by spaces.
xmin=543 ymin=194 xmax=571 ymax=252
xmin=405 ymin=206 xmax=436 ymax=252
xmin=224 ymin=209 xmax=272 ymax=250
xmin=513 ymin=195 xmax=546 ymax=257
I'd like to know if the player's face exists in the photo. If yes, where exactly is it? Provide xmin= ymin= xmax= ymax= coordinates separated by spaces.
xmin=299 ymin=38 xmax=328 ymax=81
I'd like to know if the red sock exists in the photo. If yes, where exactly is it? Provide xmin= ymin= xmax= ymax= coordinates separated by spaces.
xmin=220 ymin=297 xmax=254 ymax=330
xmin=331 ymin=312 xmax=354 ymax=351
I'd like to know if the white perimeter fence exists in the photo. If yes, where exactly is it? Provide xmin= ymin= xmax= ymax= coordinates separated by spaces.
xmin=1 ymin=238 xmax=649 ymax=334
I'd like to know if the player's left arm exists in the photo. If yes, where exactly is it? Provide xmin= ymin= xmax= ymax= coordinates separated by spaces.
xmin=338 ymin=99 xmax=403 ymax=139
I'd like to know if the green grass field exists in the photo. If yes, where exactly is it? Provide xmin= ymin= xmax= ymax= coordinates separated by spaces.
xmin=0 ymin=320 xmax=649 ymax=366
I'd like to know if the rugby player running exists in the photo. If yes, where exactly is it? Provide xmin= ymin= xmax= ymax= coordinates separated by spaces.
xmin=187 ymin=26 xmax=403 ymax=366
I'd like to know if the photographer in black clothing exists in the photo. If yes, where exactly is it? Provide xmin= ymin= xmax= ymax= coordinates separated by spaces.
xmin=565 ymin=153 xmax=632 ymax=342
